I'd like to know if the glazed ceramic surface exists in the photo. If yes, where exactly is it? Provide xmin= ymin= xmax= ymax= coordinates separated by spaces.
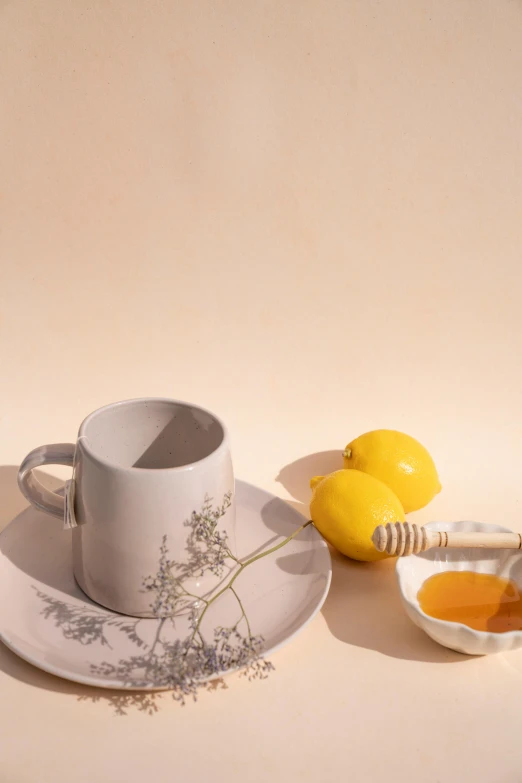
xmin=0 ymin=480 xmax=331 ymax=689
xmin=17 ymin=398 xmax=235 ymax=617
xmin=397 ymin=521 xmax=522 ymax=655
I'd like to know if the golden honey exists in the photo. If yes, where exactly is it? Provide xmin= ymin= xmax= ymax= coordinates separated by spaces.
xmin=418 ymin=571 xmax=522 ymax=633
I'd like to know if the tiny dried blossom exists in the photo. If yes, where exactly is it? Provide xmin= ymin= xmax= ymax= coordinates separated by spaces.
xmin=183 ymin=491 xmax=234 ymax=578
xmin=89 ymin=623 xmax=271 ymax=703
xmin=142 ymin=536 xmax=188 ymax=617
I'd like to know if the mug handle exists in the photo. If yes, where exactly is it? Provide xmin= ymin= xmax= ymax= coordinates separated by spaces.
xmin=18 ymin=443 xmax=76 ymax=519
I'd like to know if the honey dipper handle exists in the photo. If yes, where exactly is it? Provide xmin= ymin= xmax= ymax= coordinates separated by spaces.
xmin=431 ymin=531 xmax=522 ymax=550
xmin=372 ymin=522 xmax=522 ymax=556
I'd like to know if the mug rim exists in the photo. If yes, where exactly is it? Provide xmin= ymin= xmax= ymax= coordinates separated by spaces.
xmin=78 ymin=397 xmax=230 ymax=474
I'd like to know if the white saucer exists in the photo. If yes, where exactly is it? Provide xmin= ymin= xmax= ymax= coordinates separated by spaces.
xmin=0 ymin=480 xmax=331 ymax=690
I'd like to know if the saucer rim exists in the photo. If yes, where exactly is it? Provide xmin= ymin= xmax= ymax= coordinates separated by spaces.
xmin=0 ymin=479 xmax=332 ymax=691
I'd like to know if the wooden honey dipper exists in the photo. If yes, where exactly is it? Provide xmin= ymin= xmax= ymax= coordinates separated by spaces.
xmin=372 ymin=522 xmax=522 ymax=557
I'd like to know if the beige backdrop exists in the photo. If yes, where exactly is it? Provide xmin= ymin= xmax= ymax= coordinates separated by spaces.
xmin=1 ymin=1 xmax=522 ymax=781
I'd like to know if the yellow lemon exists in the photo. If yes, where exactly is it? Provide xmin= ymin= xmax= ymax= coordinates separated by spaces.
xmin=309 ymin=469 xmax=405 ymax=561
xmin=343 ymin=429 xmax=441 ymax=513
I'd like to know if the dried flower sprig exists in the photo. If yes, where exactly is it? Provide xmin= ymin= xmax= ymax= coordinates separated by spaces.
xmin=143 ymin=492 xmax=234 ymax=617
xmin=138 ymin=496 xmax=312 ymax=700
xmin=35 ymin=494 xmax=312 ymax=703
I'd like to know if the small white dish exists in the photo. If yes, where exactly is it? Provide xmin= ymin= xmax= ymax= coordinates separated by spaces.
xmin=0 ymin=480 xmax=331 ymax=689
xmin=396 ymin=521 xmax=522 ymax=655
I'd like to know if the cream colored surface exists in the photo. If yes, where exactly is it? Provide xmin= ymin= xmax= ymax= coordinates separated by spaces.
xmin=1 ymin=1 xmax=522 ymax=780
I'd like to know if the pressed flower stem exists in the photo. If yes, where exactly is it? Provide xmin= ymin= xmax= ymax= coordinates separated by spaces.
xmin=230 ymin=585 xmax=252 ymax=637
xmin=191 ymin=520 xmax=314 ymax=642
xmin=180 ymin=587 xmax=209 ymax=605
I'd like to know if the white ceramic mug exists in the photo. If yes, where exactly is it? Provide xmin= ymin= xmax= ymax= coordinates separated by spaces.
xmin=18 ymin=398 xmax=235 ymax=617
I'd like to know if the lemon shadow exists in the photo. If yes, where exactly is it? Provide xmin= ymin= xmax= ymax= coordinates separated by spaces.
xmin=277 ymin=454 xmax=472 ymax=663
xmin=322 ymin=548 xmax=472 ymax=662
xmin=276 ymin=450 xmax=343 ymax=505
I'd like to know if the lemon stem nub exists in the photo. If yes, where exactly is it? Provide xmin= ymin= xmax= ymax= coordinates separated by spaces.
xmin=343 ymin=448 xmax=352 ymax=459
